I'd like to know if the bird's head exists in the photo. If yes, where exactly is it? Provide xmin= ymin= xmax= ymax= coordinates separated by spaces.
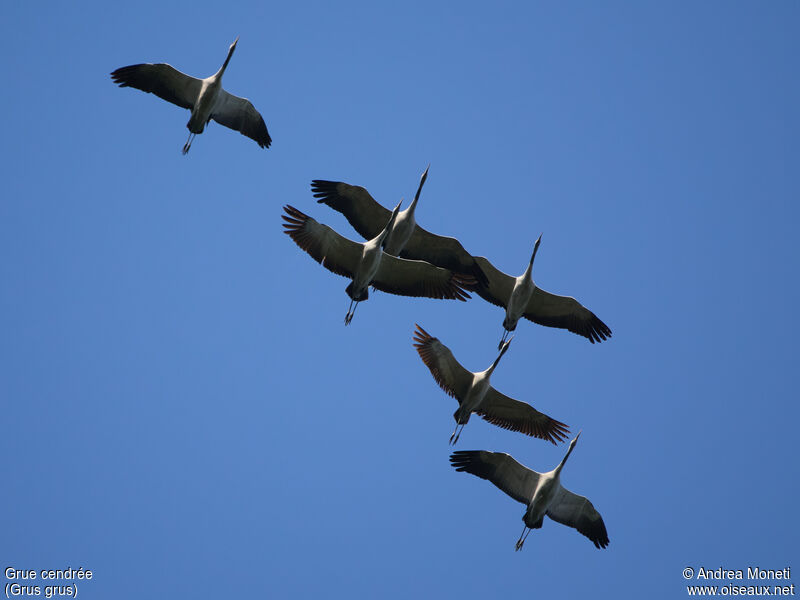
xmin=530 ymin=233 xmax=543 ymax=264
xmin=489 ymin=335 xmax=513 ymax=372
xmin=219 ymin=37 xmax=240 ymax=74
xmin=410 ymin=164 xmax=430 ymax=210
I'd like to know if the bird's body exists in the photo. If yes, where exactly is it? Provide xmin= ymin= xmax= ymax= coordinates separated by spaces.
xmin=347 ymin=223 xmax=391 ymax=304
xmin=111 ymin=37 xmax=271 ymax=154
xmin=503 ymin=262 xmax=536 ymax=335
xmin=381 ymin=166 xmax=427 ymax=255
xmin=282 ymin=207 xmax=476 ymax=325
xmin=476 ymin=235 xmax=611 ymax=347
xmin=382 ymin=203 xmax=418 ymax=256
xmin=450 ymin=432 xmax=609 ymax=550
xmin=187 ymin=75 xmax=223 ymax=135
xmin=413 ymin=325 xmax=569 ymax=445
xmin=311 ymin=167 xmax=489 ymax=286
xmin=453 ymin=351 xmax=503 ymax=430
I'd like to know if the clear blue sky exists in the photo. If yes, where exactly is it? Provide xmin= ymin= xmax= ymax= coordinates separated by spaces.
xmin=1 ymin=1 xmax=797 ymax=598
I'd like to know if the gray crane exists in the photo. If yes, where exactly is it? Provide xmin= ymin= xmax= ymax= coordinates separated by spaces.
xmin=413 ymin=324 xmax=568 ymax=444
xmin=474 ymin=236 xmax=611 ymax=348
xmin=111 ymin=37 xmax=271 ymax=154
xmin=450 ymin=432 xmax=609 ymax=550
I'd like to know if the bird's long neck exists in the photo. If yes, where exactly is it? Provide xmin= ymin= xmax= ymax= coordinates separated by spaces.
xmin=554 ymin=437 xmax=578 ymax=477
xmin=408 ymin=194 xmax=420 ymax=214
xmin=377 ymin=227 xmax=391 ymax=247
xmin=487 ymin=341 xmax=510 ymax=376
xmin=215 ymin=44 xmax=236 ymax=79
xmin=378 ymin=208 xmax=400 ymax=248
xmin=524 ymin=243 xmax=539 ymax=280
xmin=409 ymin=165 xmax=429 ymax=214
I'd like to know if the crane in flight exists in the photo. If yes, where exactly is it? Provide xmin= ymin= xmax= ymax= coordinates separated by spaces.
xmin=413 ymin=324 xmax=568 ymax=445
xmin=450 ymin=432 xmax=609 ymax=550
xmin=111 ymin=37 xmax=271 ymax=154
xmin=474 ymin=235 xmax=611 ymax=348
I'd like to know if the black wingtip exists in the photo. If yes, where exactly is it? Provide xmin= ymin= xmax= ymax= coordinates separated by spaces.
xmin=310 ymin=180 xmax=338 ymax=203
xmin=449 ymin=450 xmax=479 ymax=472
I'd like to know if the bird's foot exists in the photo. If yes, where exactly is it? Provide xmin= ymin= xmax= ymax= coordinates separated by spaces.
xmin=344 ymin=312 xmax=353 ymax=326
xmin=515 ymin=539 xmax=524 ymax=551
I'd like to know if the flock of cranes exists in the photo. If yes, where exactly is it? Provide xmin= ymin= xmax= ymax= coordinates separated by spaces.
xmin=110 ymin=38 xmax=612 ymax=552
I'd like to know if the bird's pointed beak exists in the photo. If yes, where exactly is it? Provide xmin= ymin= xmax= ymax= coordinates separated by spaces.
xmin=574 ymin=430 xmax=582 ymax=443
xmin=412 ymin=167 xmax=429 ymax=207
xmin=232 ymin=36 xmax=240 ymax=48
xmin=531 ymin=233 xmax=543 ymax=263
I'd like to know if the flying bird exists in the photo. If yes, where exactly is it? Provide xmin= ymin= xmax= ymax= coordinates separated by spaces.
xmin=450 ymin=432 xmax=609 ymax=551
xmin=474 ymin=235 xmax=611 ymax=348
xmin=282 ymin=206 xmax=476 ymax=325
xmin=413 ymin=324 xmax=568 ymax=445
xmin=111 ymin=37 xmax=271 ymax=154
xmin=311 ymin=166 xmax=489 ymax=287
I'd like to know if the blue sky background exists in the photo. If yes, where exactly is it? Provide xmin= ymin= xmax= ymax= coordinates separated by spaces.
xmin=1 ymin=1 xmax=797 ymax=598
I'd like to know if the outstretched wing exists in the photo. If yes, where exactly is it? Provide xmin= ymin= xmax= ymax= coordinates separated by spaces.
xmin=212 ymin=89 xmax=272 ymax=148
xmin=311 ymin=180 xmax=390 ymax=240
xmin=281 ymin=205 xmax=363 ymax=279
xmin=547 ymin=486 xmax=610 ymax=549
xmin=373 ymin=256 xmax=474 ymax=302
xmin=477 ymin=388 xmax=570 ymax=444
xmin=524 ymin=287 xmax=611 ymax=344
xmin=401 ymin=226 xmax=488 ymax=287
xmin=449 ymin=450 xmax=539 ymax=506
xmin=110 ymin=63 xmax=201 ymax=110
xmin=412 ymin=325 xmax=474 ymax=402
xmin=471 ymin=256 xmax=516 ymax=309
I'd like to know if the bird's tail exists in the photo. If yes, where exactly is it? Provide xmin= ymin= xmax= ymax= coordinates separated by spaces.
xmin=345 ymin=282 xmax=369 ymax=301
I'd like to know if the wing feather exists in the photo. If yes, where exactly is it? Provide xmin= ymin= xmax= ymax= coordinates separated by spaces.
xmin=281 ymin=205 xmax=363 ymax=278
xmin=412 ymin=325 xmax=473 ymax=401
xmin=471 ymin=256 xmax=516 ymax=309
xmin=373 ymin=256 xmax=474 ymax=301
xmin=525 ymin=288 xmax=612 ymax=343
xmin=449 ymin=450 xmax=539 ymax=506
xmin=212 ymin=89 xmax=272 ymax=148
xmin=547 ymin=486 xmax=610 ymax=549
xmin=110 ymin=63 xmax=201 ymax=110
xmin=311 ymin=180 xmax=389 ymax=240
xmin=401 ymin=226 xmax=489 ymax=287
xmin=477 ymin=388 xmax=570 ymax=444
